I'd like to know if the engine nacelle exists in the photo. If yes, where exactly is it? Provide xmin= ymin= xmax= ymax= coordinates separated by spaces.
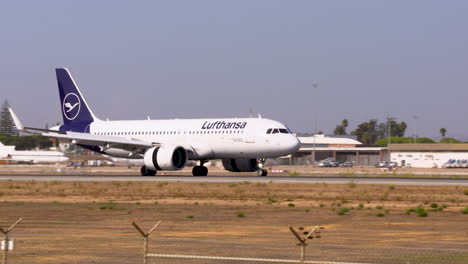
xmin=222 ymin=159 xmax=258 ymax=172
xmin=144 ymin=146 xmax=187 ymax=171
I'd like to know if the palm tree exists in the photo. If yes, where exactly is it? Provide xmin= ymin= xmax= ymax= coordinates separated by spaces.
xmin=440 ymin=128 xmax=447 ymax=137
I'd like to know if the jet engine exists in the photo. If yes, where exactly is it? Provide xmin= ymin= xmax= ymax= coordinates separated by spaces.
xmin=143 ymin=146 xmax=187 ymax=171
xmin=222 ymin=158 xmax=258 ymax=172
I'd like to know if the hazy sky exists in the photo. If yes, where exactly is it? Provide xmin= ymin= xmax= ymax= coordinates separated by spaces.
xmin=1 ymin=1 xmax=467 ymax=138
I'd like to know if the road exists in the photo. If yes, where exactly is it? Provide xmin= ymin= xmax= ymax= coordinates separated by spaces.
xmin=0 ymin=175 xmax=467 ymax=186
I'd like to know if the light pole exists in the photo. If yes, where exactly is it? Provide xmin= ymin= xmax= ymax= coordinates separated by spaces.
xmin=311 ymin=81 xmax=319 ymax=166
xmin=412 ymin=115 xmax=419 ymax=143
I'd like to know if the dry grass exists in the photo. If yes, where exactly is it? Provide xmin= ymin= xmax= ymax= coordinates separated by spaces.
xmin=1 ymin=180 xmax=467 ymax=207
xmin=0 ymin=180 xmax=467 ymax=263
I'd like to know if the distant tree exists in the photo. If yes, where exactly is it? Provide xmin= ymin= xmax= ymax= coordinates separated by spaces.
xmin=439 ymin=128 xmax=447 ymax=137
xmin=352 ymin=118 xmax=407 ymax=145
xmin=333 ymin=119 xmax=349 ymax=135
xmin=0 ymin=100 xmax=17 ymax=136
xmin=374 ymin=137 xmax=414 ymax=146
xmin=439 ymin=137 xmax=460 ymax=144
xmin=377 ymin=118 xmax=407 ymax=138
xmin=351 ymin=119 xmax=379 ymax=145
xmin=0 ymin=135 xmax=53 ymax=150
xmin=415 ymin=137 xmax=435 ymax=144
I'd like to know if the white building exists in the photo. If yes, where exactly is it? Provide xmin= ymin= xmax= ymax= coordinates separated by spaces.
xmin=389 ymin=144 xmax=468 ymax=168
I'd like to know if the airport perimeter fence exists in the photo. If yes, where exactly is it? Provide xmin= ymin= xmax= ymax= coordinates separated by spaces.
xmin=3 ymin=235 xmax=468 ymax=264
xmin=1 ymin=220 xmax=467 ymax=264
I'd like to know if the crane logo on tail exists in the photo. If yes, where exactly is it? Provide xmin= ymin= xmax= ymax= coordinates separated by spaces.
xmin=62 ymin=93 xmax=81 ymax=120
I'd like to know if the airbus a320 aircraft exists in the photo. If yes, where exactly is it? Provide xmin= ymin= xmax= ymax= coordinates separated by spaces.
xmin=10 ymin=68 xmax=300 ymax=176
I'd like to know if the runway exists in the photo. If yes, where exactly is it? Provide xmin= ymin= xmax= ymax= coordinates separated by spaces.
xmin=0 ymin=175 xmax=467 ymax=186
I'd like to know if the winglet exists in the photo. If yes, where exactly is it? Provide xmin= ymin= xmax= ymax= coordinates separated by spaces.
xmin=8 ymin=108 xmax=24 ymax=131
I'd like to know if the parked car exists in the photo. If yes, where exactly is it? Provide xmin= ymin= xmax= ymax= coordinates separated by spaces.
xmin=341 ymin=161 xmax=354 ymax=168
xmin=375 ymin=161 xmax=388 ymax=168
xmin=318 ymin=158 xmax=339 ymax=167
xmin=375 ymin=161 xmax=398 ymax=168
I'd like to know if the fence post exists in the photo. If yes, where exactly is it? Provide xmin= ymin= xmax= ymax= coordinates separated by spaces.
xmin=132 ymin=221 xmax=162 ymax=264
xmin=0 ymin=218 xmax=22 ymax=264
xmin=289 ymin=224 xmax=323 ymax=263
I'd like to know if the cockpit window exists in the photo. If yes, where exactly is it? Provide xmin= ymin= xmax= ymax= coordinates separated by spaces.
xmin=272 ymin=128 xmax=279 ymax=134
xmin=279 ymin=128 xmax=289 ymax=134
xmin=266 ymin=128 xmax=272 ymax=134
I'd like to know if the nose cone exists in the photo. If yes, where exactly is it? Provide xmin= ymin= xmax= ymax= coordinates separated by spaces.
xmin=284 ymin=135 xmax=301 ymax=154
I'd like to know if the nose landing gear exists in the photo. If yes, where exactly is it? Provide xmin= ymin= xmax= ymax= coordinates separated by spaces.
xmin=257 ymin=158 xmax=268 ymax=176
xmin=192 ymin=160 xmax=208 ymax=176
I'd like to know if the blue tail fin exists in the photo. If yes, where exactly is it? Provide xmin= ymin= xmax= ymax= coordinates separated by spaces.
xmin=56 ymin=68 xmax=99 ymax=132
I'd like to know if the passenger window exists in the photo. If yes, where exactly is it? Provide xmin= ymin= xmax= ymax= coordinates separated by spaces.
xmin=266 ymin=128 xmax=272 ymax=134
xmin=272 ymin=129 xmax=279 ymax=134
xmin=279 ymin=128 xmax=288 ymax=134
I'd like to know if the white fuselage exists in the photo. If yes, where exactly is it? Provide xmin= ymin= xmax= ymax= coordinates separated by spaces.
xmin=70 ymin=117 xmax=300 ymax=160
xmin=0 ymin=145 xmax=69 ymax=164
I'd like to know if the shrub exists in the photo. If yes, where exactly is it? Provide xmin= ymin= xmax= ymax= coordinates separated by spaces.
xmin=268 ymin=198 xmax=277 ymax=204
xmin=430 ymin=203 xmax=438 ymax=209
xmin=289 ymin=171 xmax=299 ymax=177
xmin=389 ymin=185 xmax=395 ymax=190
xmin=376 ymin=205 xmax=383 ymax=210
xmin=319 ymin=204 xmax=326 ymax=208
xmin=288 ymin=203 xmax=295 ymax=207
xmin=358 ymin=203 xmax=364 ymax=209
xmin=186 ymin=215 xmax=194 ymax=219
xmin=462 ymin=207 xmax=468 ymax=214
xmin=236 ymin=212 xmax=245 ymax=218
xmin=406 ymin=206 xmax=428 ymax=217
xmin=337 ymin=208 xmax=350 ymax=215
xmin=463 ymin=190 xmax=468 ymax=196
xmin=416 ymin=207 xmax=428 ymax=217
xmin=439 ymin=137 xmax=461 ymax=143
xmin=376 ymin=213 xmax=385 ymax=217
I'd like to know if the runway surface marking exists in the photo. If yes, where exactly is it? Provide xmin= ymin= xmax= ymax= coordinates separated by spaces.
xmin=0 ymin=175 xmax=467 ymax=186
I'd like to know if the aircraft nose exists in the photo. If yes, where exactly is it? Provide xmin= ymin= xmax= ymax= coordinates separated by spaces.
xmin=292 ymin=136 xmax=301 ymax=152
xmin=284 ymin=136 xmax=301 ymax=153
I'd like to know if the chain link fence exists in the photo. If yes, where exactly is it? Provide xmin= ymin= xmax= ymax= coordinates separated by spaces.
xmin=1 ymin=219 xmax=467 ymax=264
xmin=1 ymin=233 xmax=466 ymax=264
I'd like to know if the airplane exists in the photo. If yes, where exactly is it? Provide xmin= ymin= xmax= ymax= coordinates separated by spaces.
xmin=9 ymin=68 xmax=300 ymax=176
xmin=0 ymin=141 xmax=69 ymax=164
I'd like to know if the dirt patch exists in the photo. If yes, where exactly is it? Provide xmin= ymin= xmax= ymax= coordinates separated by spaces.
xmin=0 ymin=181 xmax=467 ymax=263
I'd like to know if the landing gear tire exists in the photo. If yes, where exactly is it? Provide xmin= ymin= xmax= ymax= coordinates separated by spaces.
xmin=257 ymin=169 xmax=268 ymax=177
xmin=192 ymin=166 xmax=208 ymax=176
xmin=140 ymin=166 xmax=157 ymax=176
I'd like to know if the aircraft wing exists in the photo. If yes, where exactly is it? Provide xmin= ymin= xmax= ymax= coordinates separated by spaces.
xmin=9 ymin=108 xmax=156 ymax=152
xmin=42 ymin=131 xmax=155 ymax=149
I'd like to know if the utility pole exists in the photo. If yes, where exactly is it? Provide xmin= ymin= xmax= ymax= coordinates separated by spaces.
xmin=132 ymin=221 xmax=162 ymax=264
xmin=0 ymin=218 xmax=22 ymax=264
xmin=311 ymin=81 xmax=320 ymax=166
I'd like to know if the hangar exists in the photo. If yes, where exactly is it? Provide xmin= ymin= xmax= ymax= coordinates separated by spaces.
xmin=291 ymin=134 xmax=386 ymax=166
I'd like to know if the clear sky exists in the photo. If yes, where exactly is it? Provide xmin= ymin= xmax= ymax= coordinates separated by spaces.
xmin=1 ymin=1 xmax=467 ymax=139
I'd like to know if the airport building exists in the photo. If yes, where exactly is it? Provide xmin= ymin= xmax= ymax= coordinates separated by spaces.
xmin=292 ymin=134 xmax=386 ymax=166
xmin=389 ymin=144 xmax=468 ymax=168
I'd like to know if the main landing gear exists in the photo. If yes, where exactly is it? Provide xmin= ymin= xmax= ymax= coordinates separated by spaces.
xmin=257 ymin=158 xmax=268 ymax=176
xmin=140 ymin=165 xmax=157 ymax=176
xmin=192 ymin=160 xmax=208 ymax=176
